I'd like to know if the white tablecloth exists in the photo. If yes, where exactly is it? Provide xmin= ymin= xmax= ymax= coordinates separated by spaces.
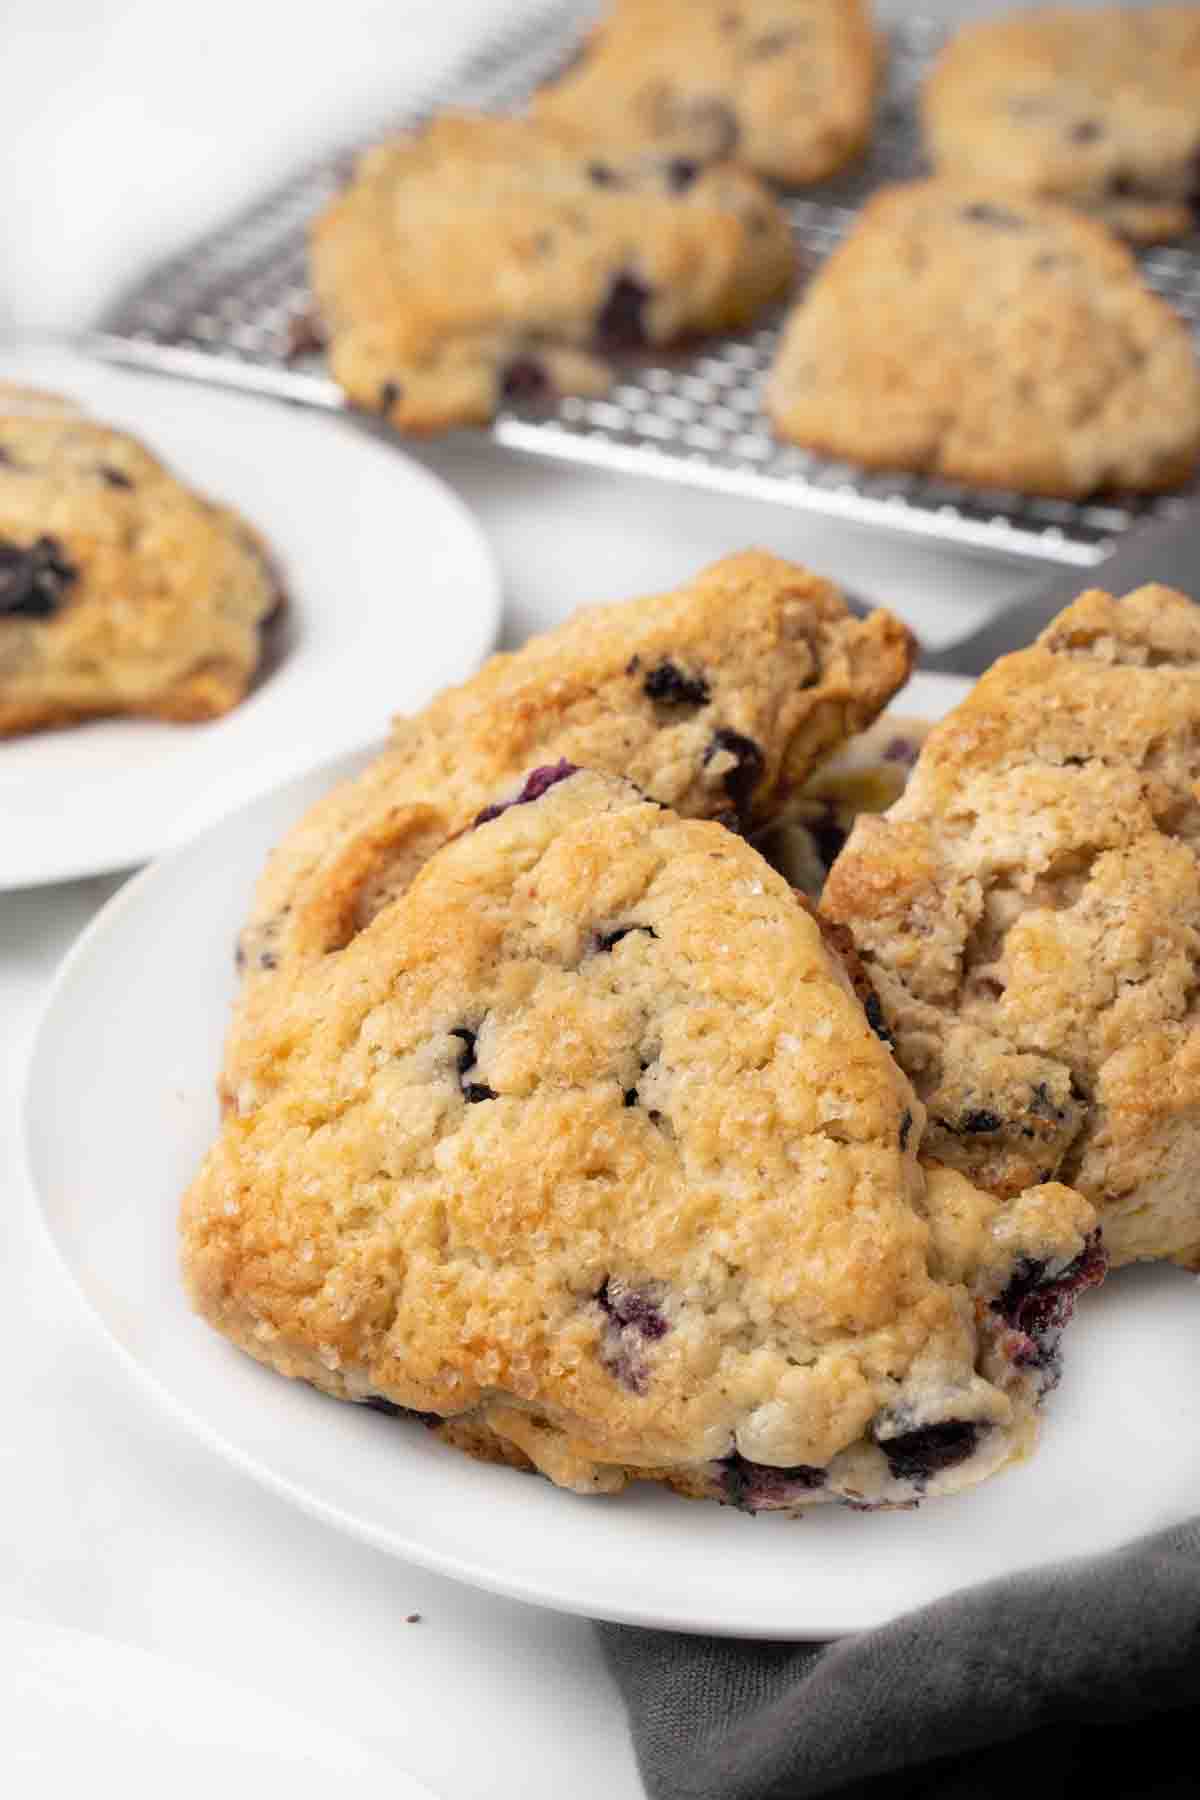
xmin=0 ymin=4 xmax=1099 ymax=1793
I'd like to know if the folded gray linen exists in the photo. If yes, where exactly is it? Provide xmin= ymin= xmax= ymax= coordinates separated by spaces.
xmin=598 ymin=1518 xmax=1200 ymax=1800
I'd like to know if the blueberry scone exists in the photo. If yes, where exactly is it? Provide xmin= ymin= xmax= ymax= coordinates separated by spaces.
xmin=823 ymin=584 xmax=1200 ymax=1271
xmin=310 ymin=112 xmax=793 ymax=432
xmin=534 ymin=0 xmax=880 ymax=187
xmin=183 ymin=767 xmax=1100 ymax=1511
xmin=923 ymin=6 xmax=1200 ymax=244
xmin=766 ymin=180 xmax=1200 ymax=497
xmin=0 ymin=393 xmax=283 ymax=736
xmin=223 ymin=552 xmax=914 ymax=1108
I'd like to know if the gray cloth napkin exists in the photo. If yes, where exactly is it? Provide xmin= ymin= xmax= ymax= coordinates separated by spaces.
xmin=598 ymin=1518 xmax=1200 ymax=1800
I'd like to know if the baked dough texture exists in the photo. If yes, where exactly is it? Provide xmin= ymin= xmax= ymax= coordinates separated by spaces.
xmin=310 ymin=111 xmax=794 ymax=432
xmin=766 ymin=179 xmax=1200 ymax=497
xmin=222 ymin=552 xmax=915 ymax=1110
xmin=924 ymin=6 xmax=1200 ymax=243
xmin=183 ymin=767 xmax=1099 ymax=1511
xmin=535 ymin=0 xmax=881 ymax=186
xmin=823 ymin=584 xmax=1200 ymax=1270
xmin=0 ymin=390 xmax=282 ymax=736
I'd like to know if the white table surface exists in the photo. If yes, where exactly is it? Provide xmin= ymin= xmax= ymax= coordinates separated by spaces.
xmin=0 ymin=4 xmax=1121 ymax=1794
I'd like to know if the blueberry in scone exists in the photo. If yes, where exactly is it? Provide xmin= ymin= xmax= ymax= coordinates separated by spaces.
xmin=309 ymin=111 xmax=794 ymax=432
xmin=0 ymin=389 xmax=283 ymax=736
xmin=182 ymin=768 xmax=1100 ymax=1512
xmin=923 ymin=6 xmax=1200 ymax=244
xmin=823 ymin=583 xmax=1200 ymax=1271
xmin=534 ymin=0 xmax=881 ymax=187
xmin=221 ymin=551 xmax=915 ymax=1112
xmin=766 ymin=179 xmax=1200 ymax=497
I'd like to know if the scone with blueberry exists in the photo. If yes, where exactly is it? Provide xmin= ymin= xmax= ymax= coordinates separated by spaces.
xmin=766 ymin=179 xmax=1200 ymax=497
xmin=309 ymin=111 xmax=793 ymax=432
xmin=823 ymin=583 xmax=1200 ymax=1271
xmin=923 ymin=6 xmax=1200 ymax=243
xmin=534 ymin=0 xmax=881 ymax=187
xmin=222 ymin=552 xmax=915 ymax=1110
xmin=183 ymin=767 xmax=1101 ymax=1512
xmin=0 ymin=390 xmax=283 ymax=736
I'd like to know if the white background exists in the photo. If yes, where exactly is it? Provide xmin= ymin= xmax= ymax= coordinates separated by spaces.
xmin=0 ymin=4 xmax=1153 ymax=1795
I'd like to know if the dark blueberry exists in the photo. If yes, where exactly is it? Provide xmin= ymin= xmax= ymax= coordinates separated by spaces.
xmin=703 ymin=728 xmax=764 ymax=828
xmin=1070 ymin=119 xmax=1105 ymax=144
xmin=992 ymin=1230 xmax=1107 ymax=1387
xmin=500 ymin=356 xmax=551 ymax=405
xmin=463 ymin=1082 xmax=498 ymax=1104
xmin=643 ymin=660 xmax=710 ymax=707
xmin=665 ymin=157 xmax=700 ymax=192
xmin=721 ymin=1451 xmax=826 ymax=1513
xmin=961 ymin=1108 xmax=1003 ymax=1134
xmin=864 ymin=993 xmax=895 ymax=1049
xmin=810 ymin=809 xmax=848 ymax=873
xmin=876 ymin=1420 xmax=980 ymax=1485
xmin=625 ymin=654 xmax=641 ymax=675
xmin=899 ymin=1108 xmax=913 ymax=1151
xmin=882 ymin=736 xmax=920 ymax=766
xmin=379 ymin=380 xmax=402 ymax=412
xmin=594 ymin=273 xmax=650 ymax=350
xmin=587 ymin=160 xmax=622 ymax=187
xmin=258 ymin=950 xmax=278 ymax=971
xmin=473 ymin=759 xmax=578 ymax=827
xmin=596 ymin=1276 xmax=669 ymax=1340
xmin=623 ymin=1088 xmax=639 ymax=1107
xmin=99 ymin=465 xmax=133 ymax=489
xmin=961 ymin=201 xmax=1027 ymax=231
xmin=363 ymin=1397 xmax=442 ymax=1427
xmin=595 ymin=923 xmax=658 ymax=953
xmin=450 ymin=1026 xmax=498 ymax=1103
xmin=0 ymin=535 xmax=79 ymax=620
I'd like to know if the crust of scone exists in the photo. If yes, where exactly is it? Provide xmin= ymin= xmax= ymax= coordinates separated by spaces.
xmin=923 ymin=6 xmax=1200 ymax=244
xmin=766 ymin=179 xmax=1200 ymax=498
xmin=184 ymin=769 xmax=1096 ymax=1511
xmin=310 ymin=110 xmax=794 ymax=432
xmin=0 ymin=414 xmax=283 ymax=737
xmin=533 ymin=0 xmax=882 ymax=186
xmin=823 ymin=583 xmax=1200 ymax=1270
xmin=222 ymin=551 xmax=915 ymax=1110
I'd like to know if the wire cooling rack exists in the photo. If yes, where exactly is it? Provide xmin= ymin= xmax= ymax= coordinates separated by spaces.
xmin=87 ymin=5 xmax=1200 ymax=565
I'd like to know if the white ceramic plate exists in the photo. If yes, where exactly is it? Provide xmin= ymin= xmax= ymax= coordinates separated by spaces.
xmin=0 ymin=1615 xmax=439 ymax=1798
xmin=25 ymin=671 xmax=1200 ymax=1638
xmin=0 ymin=342 xmax=500 ymax=889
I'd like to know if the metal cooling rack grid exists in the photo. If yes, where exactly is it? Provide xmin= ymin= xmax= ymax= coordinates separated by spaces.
xmin=88 ymin=6 xmax=1200 ymax=566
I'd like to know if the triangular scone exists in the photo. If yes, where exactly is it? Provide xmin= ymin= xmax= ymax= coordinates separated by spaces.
xmin=533 ymin=0 xmax=880 ymax=187
xmin=923 ymin=7 xmax=1200 ymax=245
xmin=766 ymin=180 xmax=1200 ymax=497
xmin=823 ymin=583 xmax=1200 ymax=1270
xmin=310 ymin=111 xmax=793 ymax=433
xmin=223 ymin=552 xmax=914 ymax=1111
xmin=184 ymin=769 xmax=1099 ymax=1513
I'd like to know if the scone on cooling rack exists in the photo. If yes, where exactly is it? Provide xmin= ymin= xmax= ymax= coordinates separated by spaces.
xmin=309 ymin=111 xmax=794 ymax=433
xmin=222 ymin=551 xmax=915 ymax=1109
xmin=823 ymin=583 xmax=1200 ymax=1272
xmin=766 ymin=179 xmax=1200 ymax=498
xmin=923 ymin=6 xmax=1200 ymax=244
xmin=0 ymin=387 xmax=283 ymax=737
xmin=533 ymin=0 xmax=881 ymax=187
xmin=182 ymin=765 xmax=1102 ymax=1513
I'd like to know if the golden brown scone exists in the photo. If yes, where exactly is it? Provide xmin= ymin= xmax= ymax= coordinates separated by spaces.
xmin=223 ymin=552 xmax=915 ymax=1111
xmin=0 ymin=399 xmax=282 ymax=736
xmin=310 ymin=110 xmax=793 ymax=433
xmin=183 ymin=768 xmax=1100 ymax=1511
xmin=534 ymin=0 xmax=881 ymax=186
xmin=823 ymin=583 xmax=1200 ymax=1270
xmin=766 ymin=179 xmax=1200 ymax=498
xmin=923 ymin=6 xmax=1200 ymax=244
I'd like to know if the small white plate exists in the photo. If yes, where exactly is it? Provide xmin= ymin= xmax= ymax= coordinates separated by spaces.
xmin=0 ymin=1615 xmax=439 ymax=1798
xmin=25 ymin=671 xmax=1200 ymax=1639
xmin=0 ymin=342 xmax=500 ymax=889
